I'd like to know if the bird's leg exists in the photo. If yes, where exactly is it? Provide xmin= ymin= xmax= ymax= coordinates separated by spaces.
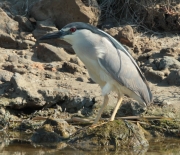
xmin=109 ymin=94 xmax=123 ymax=121
xmin=93 ymin=95 xmax=109 ymax=124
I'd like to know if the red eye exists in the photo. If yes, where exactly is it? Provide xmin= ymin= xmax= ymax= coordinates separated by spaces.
xmin=70 ymin=27 xmax=76 ymax=32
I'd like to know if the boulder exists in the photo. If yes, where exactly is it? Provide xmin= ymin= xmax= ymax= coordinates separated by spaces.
xmin=118 ymin=25 xmax=134 ymax=47
xmin=10 ymin=73 xmax=43 ymax=108
xmin=30 ymin=0 xmax=100 ymax=29
xmin=34 ymin=19 xmax=75 ymax=54
xmin=68 ymin=120 xmax=149 ymax=150
xmin=0 ymin=8 xmax=19 ymax=34
xmin=160 ymin=48 xmax=179 ymax=57
xmin=32 ymin=19 xmax=58 ymax=39
xmin=0 ymin=8 xmax=19 ymax=48
xmin=14 ymin=15 xmax=34 ymax=32
xmin=156 ymin=56 xmax=180 ymax=70
xmin=145 ymin=68 xmax=164 ymax=83
xmin=0 ymin=31 xmax=18 ymax=49
xmin=167 ymin=70 xmax=180 ymax=86
xmin=36 ymin=43 xmax=71 ymax=62
xmin=0 ymin=69 xmax=13 ymax=82
xmin=31 ymin=118 xmax=76 ymax=143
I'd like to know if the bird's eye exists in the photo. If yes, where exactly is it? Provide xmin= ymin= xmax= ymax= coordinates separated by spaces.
xmin=70 ymin=27 xmax=76 ymax=33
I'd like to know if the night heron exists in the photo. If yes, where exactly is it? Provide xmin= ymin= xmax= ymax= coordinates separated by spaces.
xmin=40 ymin=22 xmax=153 ymax=124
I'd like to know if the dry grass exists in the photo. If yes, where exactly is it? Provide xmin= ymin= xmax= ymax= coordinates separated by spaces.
xmin=98 ymin=0 xmax=180 ymax=31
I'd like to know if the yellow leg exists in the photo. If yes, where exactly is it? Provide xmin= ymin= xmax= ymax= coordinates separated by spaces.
xmin=93 ymin=95 xmax=109 ymax=124
xmin=109 ymin=94 xmax=123 ymax=121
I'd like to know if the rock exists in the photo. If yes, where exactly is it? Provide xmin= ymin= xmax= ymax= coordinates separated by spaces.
xmin=104 ymin=27 xmax=122 ymax=39
xmin=151 ymin=85 xmax=180 ymax=107
xmin=31 ymin=118 xmax=76 ymax=143
xmin=62 ymin=62 xmax=87 ymax=75
xmin=12 ymin=66 xmax=27 ymax=75
xmin=133 ymin=44 xmax=142 ymax=54
xmin=32 ymin=19 xmax=58 ymax=39
xmin=138 ymin=51 xmax=157 ymax=61
xmin=0 ymin=8 xmax=19 ymax=49
xmin=141 ymin=116 xmax=180 ymax=137
xmin=14 ymin=15 xmax=34 ymax=32
xmin=60 ymin=94 xmax=94 ymax=113
xmin=0 ymin=32 xmax=18 ymax=49
xmin=30 ymin=0 xmax=100 ymax=29
xmin=76 ymin=76 xmax=88 ymax=82
xmin=145 ymin=68 xmax=164 ymax=83
xmin=31 ymin=124 xmax=61 ymax=143
xmin=0 ymin=68 xmax=94 ymax=110
xmin=10 ymin=73 xmax=43 ymax=108
xmin=8 ymin=55 xmax=18 ymax=63
xmin=2 ymin=62 xmax=15 ymax=72
xmin=118 ymin=25 xmax=134 ymax=47
xmin=156 ymin=56 xmax=180 ymax=70
xmin=69 ymin=56 xmax=85 ymax=68
xmin=36 ymin=43 xmax=70 ymax=62
xmin=20 ymin=32 xmax=36 ymax=42
xmin=167 ymin=70 xmax=180 ymax=86
xmin=69 ymin=120 xmax=149 ymax=150
xmin=160 ymin=48 xmax=178 ymax=57
xmin=0 ymin=70 xmax=13 ymax=82
xmin=0 ymin=8 xmax=19 ymax=34
xmin=130 ymin=101 xmax=147 ymax=115
xmin=34 ymin=19 xmax=74 ymax=54
xmin=17 ymin=39 xmax=35 ymax=49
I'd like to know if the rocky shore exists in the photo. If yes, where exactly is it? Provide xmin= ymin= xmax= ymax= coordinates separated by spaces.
xmin=0 ymin=0 xmax=180 ymax=152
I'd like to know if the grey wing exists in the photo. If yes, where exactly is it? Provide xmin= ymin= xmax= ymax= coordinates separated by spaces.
xmin=98 ymin=47 xmax=152 ymax=105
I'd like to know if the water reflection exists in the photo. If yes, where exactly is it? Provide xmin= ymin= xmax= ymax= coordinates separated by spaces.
xmin=0 ymin=131 xmax=180 ymax=155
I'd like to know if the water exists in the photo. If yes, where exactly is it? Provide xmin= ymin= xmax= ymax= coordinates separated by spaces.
xmin=0 ymin=132 xmax=180 ymax=155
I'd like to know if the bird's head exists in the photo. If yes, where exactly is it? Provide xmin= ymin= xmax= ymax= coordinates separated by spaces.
xmin=39 ymin=22 xmax=96 ymax=45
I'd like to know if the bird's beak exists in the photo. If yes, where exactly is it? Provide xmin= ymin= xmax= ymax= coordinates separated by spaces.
xmin=39 ymin=30 xmax=65 ymax=40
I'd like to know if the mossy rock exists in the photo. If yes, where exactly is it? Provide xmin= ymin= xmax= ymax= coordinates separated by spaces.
xmin=68 ymin=120 xmax=148 ymax=151
xmin=142 ymin=119 xmax=180 ymax=137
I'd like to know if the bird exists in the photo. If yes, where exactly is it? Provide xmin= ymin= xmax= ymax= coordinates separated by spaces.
xmin=40 ymin=22 xmax=153 ymax=124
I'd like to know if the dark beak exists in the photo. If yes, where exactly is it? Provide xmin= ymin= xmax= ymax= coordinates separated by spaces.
xmin=39 ymin=30 xmax=65 ymax=40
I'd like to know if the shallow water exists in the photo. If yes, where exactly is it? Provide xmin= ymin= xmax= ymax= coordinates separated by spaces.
xmin=0 ymin=132 xmax=180 ymax=155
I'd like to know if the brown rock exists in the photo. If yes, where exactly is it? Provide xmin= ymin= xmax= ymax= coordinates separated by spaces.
xmin=12 ymin=67 xmax=27 ymax=75
xmin=62 ymin=62 xmax=86 ymax=74
xmin=30 ymin=0 xmax=100 ymax=29
xmin=8 ymin=55 xmax=18 ymax=63
xmin=0 ymin=31 xmax=18 ymax=49
xmin=32 ymin=19 xmax=58 ymax=39
xmin=34 ymin=19 xmax=75 ymax=54
xmin=0 ymin=8 xmax=19 ymax=34
xmin=160 ymin=48 xmax=178 ymax=57
xmin=104 ymin=27 xmax=122 ymax=39
xmin=0 ymin=9 xmax=19 ymax=49
xmin=36 ymin=43 xmax=70 ymax=62
xmin=17 ymin=39 xmax=35 ymax=49
xmin=167 ymin=70 xmax=180 ymax=86
xmin=14 ymin=15 xmax=34 ymax=32
xmin=118 ymin=25 xmax=134 ymax=47
xmin=31 ymin=118 xmax=76 ymax=143
xmin=0 ymin=69 xmax=13 ymax=82
xmin=70 ymin=56 xmax=85 ymax=68
xmin=133 ymin=44 xmax=142 ymax=54
xmin=145 ymin=68 xmax=164 ymax=83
